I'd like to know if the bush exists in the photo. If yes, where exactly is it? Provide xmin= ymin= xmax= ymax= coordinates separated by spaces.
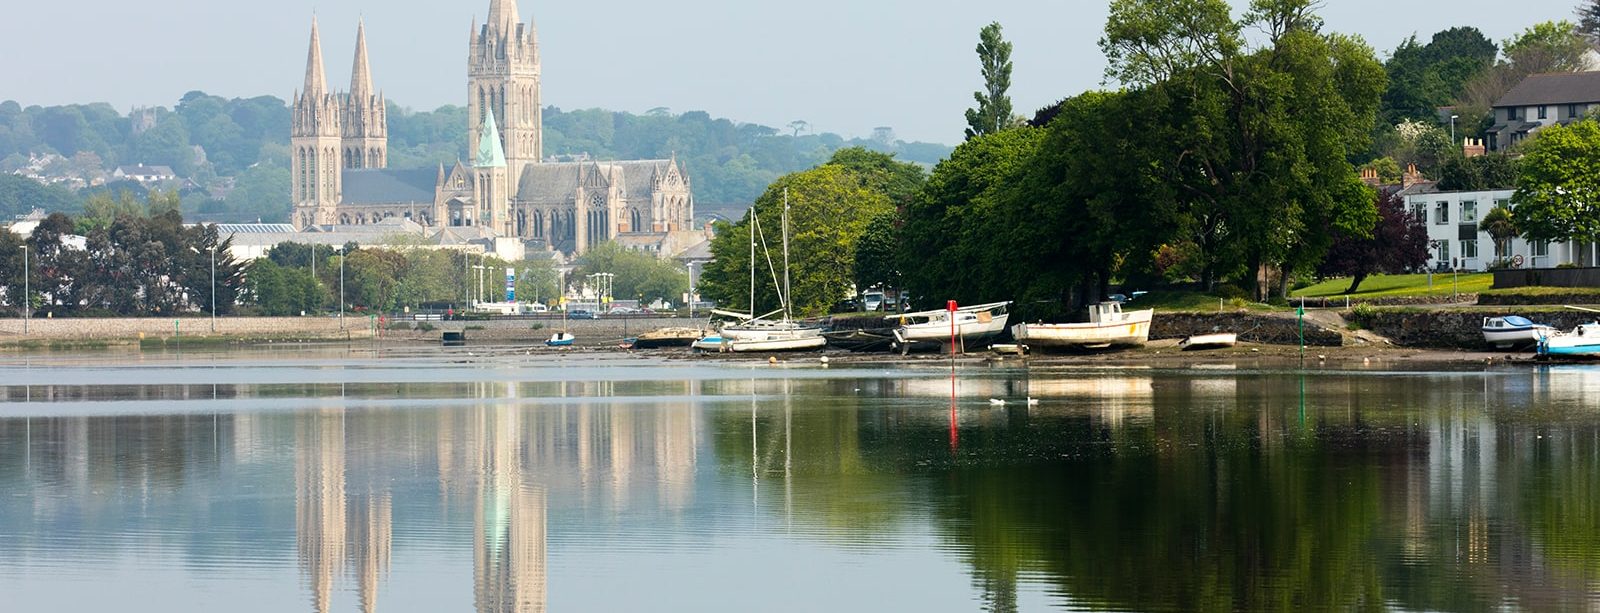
xmin=1349 ymin=303 xmax=1378 ymax=328
xmin=415 ymin=322 xmax=437 ymax=332
xmin=386 ymin=320 xmax=411 ymax=331
xmin=1213 ymin=284 xmax=1250 ymax=300
xmin=531 ymin=323 xmax=544 ymax=330
xmin=465 ymin=324 xmax=486 ymax=331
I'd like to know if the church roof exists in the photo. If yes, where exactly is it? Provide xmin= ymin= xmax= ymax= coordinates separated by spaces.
xmin=516 ymin=163 xmax=584 ymax=202
xmin=342 ymin=168 xmax=437 ymax=205
xmin=613 ymin=159 xmax=675 ymax=197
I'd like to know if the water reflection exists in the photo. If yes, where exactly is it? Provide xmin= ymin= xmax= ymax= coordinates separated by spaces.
xmin=3 ymin=359 xmax=1600 ymax=611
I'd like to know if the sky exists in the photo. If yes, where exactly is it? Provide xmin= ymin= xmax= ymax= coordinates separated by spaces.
xmin=0 ymin=0 xmax=1586 ymax=144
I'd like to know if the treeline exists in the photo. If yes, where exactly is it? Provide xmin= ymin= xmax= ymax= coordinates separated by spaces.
xmin=0 ymin=93 xmax=953 ymax=224
xmin=0 ymin=192 xmax=244 ymax=317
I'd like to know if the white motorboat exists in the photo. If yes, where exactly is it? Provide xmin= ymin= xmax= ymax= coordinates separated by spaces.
xmin=889 ymin=301 xmax=1012 ymax=352
xmin=1482 ymin=315 xmax=1554 ymax=350
xmin=1538 ymin=322 xmax=1600 ymax=358
xmin=1180 ymin=332 xmax=1237 ymax=351
xmin=1011 ymin=302 xmax=1153 ymax=351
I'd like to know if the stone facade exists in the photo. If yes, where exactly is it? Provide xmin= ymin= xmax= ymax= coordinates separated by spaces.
xmin=289 ymin=1 xmax=697 ymax=258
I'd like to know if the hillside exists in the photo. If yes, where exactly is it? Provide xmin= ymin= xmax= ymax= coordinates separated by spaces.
xmin=0 ymin=93 xmax=952 ymax=224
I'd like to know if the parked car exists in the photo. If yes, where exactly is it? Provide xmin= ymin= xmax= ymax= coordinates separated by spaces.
xmin=863 ymin=292 xmax=885 ymax=312
xmin=569 ymin=309 xmax=598 ymax=320
xmin=527 ymin=304 xmax=550 ymax=313
xmin=609 ymin=306 xmax=639 ymax=315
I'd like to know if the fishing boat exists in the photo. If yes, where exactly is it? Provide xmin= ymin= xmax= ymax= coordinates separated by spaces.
xmin=1011 ymin=302 xmax=1153 ymax=351
xmin=1538 ymin=323 xmax=1600 ymax=358
xmin=1482 ymin=315 xmax=1555 ymax=350
xmin=631 ymin=327 xmax=703 ymax=349
xmin=889 ymin=302 xmax=1012 ymax=353
xmin=545 ymin=332 xmax=575 ymax=347
xmin=1180 ymin=332 xmax=1238 ymax=351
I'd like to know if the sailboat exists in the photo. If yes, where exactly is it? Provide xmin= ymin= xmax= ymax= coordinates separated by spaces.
xmin=696 ymin=190 xmax=825 ymax=353
xmin=545 ymin=299 xmax=575 ymax=347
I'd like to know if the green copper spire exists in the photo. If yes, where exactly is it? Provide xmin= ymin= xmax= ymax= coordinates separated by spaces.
xmin=474 ymin=111 xmax=507 ymax=168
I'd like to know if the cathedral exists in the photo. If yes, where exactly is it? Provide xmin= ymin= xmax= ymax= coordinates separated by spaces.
xmin=289 ymin=0 xmax=698 ymax=257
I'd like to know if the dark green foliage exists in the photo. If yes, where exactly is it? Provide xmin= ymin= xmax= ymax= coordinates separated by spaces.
xmin=1436 ymin=154 xmax=1517 ymax=191
xmin=0 ymin=174 xmax=78 ymax=218
xmin=1381 ymin=28 xmax=1496 ymax=124
xmin=965 ymin=22 xmax=1015 ymax=139
xmin=571 ymin=242 xmax=689 ymax=306
xmin=1317 ymin=190 xmax=1431 ymax=294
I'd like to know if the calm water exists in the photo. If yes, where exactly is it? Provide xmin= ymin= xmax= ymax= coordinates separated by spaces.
xmin=3 ymin=350 xmax=1600 ymax=612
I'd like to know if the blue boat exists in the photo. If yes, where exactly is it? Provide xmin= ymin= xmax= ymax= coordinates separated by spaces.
xmin=1482 ymin=315 xmax=1555 ymax=350
xmin=1538 ymin=323 xmax=1600 ymax=357
xmin=545 ymin=332 xmax=575 ymax=347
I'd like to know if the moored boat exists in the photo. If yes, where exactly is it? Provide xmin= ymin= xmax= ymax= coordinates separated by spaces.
xmin=1180 ymin=332 xmax=1237 ymax=351
xmin=545 ymin=332 xmax=575 ymax=347
xmin=1012 ymin=302 xmax=1153 ymax=351
xmin=890 ymin=302 xmax=1012 ymax=353
xmin=1538 ymin=323 xmax=1600 ymax=358
xmin=632 ymin=327 xmax=703 ymax=349
xmin=1482 ymin=315 xmax=1555 ymax=350
xmin=821 ymin=328 xmax=896 ymax=352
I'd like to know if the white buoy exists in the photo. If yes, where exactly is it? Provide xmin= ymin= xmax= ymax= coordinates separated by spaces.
xmin=1026 ymin=397 xmax=1040 ymax=406
xmin=989 ymin=398 xmax=1006 ymax=406
xmin=820 ymin=356 xmax=830 ymax=365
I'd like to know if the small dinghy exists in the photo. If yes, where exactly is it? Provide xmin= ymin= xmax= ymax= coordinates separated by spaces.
xmin=545 ymin=332 xmax=575 ymax=347
xmin=1482 ymin=315 xmax=1554 ymax=350
xmin=1180 ymin=333 xmax=1238 ymax=351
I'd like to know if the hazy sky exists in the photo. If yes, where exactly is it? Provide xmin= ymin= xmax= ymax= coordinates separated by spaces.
xmin=0 ymin=0 xmax=1584 ymax=143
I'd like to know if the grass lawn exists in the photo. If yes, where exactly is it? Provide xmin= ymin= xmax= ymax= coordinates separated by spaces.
xmin=1132 ymin=291 xmax=1282 ymax=312
xmin=1292 ymin=273 xmax=1494 ymax=298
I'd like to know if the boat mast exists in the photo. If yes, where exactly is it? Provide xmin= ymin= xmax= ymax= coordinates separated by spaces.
xmin=782 ymin=188 xmax=792 ymax=322
xmin=749 ymin=206 xmax=757 ymax=321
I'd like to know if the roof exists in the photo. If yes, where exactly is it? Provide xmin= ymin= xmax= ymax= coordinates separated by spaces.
xmin=213 ymin=223 xmax=297 ymax=234
xmin=115 ymin=164 xmax=175 ymax=176
xmin=1494 ymin=72 xmax=1600 ymax=108
xmin=516 ymin=163 xmax=583 ymax=202
xmin=474 ymin=111 xmax=507 ymax=168
xmin=341 ymin=168 xmax=437 ymax=205
xmin=615 ymin=160 xmax=671 ymax=197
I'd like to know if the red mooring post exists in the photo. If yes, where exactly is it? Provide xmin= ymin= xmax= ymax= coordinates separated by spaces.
xmin=947 ymin=300 xmax=958 ymax=357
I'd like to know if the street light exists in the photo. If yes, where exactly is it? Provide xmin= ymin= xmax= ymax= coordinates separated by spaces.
xmin=333 ymin=245 xmax=345 ymax=325
xmin=18 ymin=244 xmax=26 ymax=335
xmin=209 ymin=244 xmax=217 ymax=333
xmin=687 ymin=261 xmax=699 ymax=321
xmin=1450 ymin=114 xmax=1459 ymax=147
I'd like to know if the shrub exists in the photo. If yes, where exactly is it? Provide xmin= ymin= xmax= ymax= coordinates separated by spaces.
xmin=1349 ymin=303 xmax=1378 ymax=328
xmin=1213 ymin=284 xmax=1250 ymax=300
xmin=465 ymin=324 xmax=486 ymax=331
xmin=416 ymin=322 xmax=437 ymax=332
xmin=531 ymin=323 xmax=544 ymax=330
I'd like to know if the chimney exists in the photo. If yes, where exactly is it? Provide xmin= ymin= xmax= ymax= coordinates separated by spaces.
xmin=1401 ymin=163 xmax=1424 ymax=189
xmin=1463 ymin=137 xmax=1486 ymax=158
xmin=1359 ymin=166 xmax=1381 ymax=187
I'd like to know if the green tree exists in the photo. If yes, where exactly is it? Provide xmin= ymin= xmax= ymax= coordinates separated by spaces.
xmin=1099 ymin=0 xmax=1385 ymax=297
xmin=572 ymin=242 xmax=688 ymax=307
xmin=1437 ymin=154 xmax=1517 ymax=191
xmin=853 ymin=211 xmax=901 ymax=299
xmin=1479 ymin=205 xmax=1519 ymax=263
xmin=1511 ymin=120 xmax=1600 ymax=244
xmin=1381 ymin=28 xmax=1496 ymax=124
xmin=964 ymin=22 xmax=1016 ymax=140
xmin=700 ymin=166 xmax=893 ymax=315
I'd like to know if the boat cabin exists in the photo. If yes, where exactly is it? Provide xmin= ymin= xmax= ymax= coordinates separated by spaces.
xmin=1089 ymin=302 xmax=1136 ymax=324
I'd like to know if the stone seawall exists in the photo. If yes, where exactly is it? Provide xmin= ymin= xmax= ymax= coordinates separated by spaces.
xmin=0 ymin=316 xmax=372 ymax=341
xmin=1353 ymin=309 xmax=1596 ymax=349
xmin=1151 ymin=312 xmax=1343 ymax=347
xmin=383 ymin=317 xmax=697 ymax=347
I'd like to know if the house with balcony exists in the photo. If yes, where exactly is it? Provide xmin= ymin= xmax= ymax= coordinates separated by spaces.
xmin=1488 ymin=71 xmax=1600 ymax=151
xmin=1399 ymin=182 xmax=1584 ymax=271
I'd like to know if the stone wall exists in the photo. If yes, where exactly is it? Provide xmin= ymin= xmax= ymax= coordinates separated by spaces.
xmin=0 ymin=316 xmax=372 ymax=341
xmin=1352 ymin=308 xmax=1596 ymax=349
xmin=1152 ymin=312 xmax=1343 ymax=347
xmin=384 ymin=316 xmax=698 ymax=347
xmin=1494 ymin=267 xmax=1600 ymax=289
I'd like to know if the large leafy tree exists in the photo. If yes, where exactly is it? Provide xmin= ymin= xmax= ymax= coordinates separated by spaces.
xmin=701 ymin=165 xmax=893 ymax=316
xmin=1317 ymin=190 xmax=1430 ymax=294
xmin=1099 ymin=0 xmax=1384 ymax=297
xmin=572 ymin=241 xmax=688 ymax=306
xmin=1381 ymin=28 xmax=1497 ymax=125
xmin=964 ymin=22 xmax=1016 ymax=140
xmin=1511 ymin=120 xmax=1600 ymax=245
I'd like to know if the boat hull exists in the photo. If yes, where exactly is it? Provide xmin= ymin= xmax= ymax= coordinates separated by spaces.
xmin=1180 ymin=333 xmax=1237 ymax=351
xmin=1012 ymin=310 xmax=1153 ymax=351
xmin=822 ymin=329 xmax=896 ymax=352
xmin=693 ymin=335 xmax=826 ymax=353
xmin=1482 ymin=328 xmax=1548 ymax=350
xmin=631 ymin=328 xmax=702 ymax=349
xmin=894 ymin=314 xmax=1010 ymax=347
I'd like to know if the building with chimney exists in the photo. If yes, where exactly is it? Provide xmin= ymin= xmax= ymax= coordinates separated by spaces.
xmin=289 ymin=1 xmax=699 ymax=258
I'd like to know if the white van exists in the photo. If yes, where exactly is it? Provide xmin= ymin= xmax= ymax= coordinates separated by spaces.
xmin=863 ymin=291 xmax=885 ymax=312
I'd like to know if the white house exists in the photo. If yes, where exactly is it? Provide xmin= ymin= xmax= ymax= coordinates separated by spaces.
xmin=1399 ymin=184 xmax=1586 ymax=271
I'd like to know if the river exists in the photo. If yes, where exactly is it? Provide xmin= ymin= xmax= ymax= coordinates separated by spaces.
xmin=1 ymin=348 xmax=1597 ymax=611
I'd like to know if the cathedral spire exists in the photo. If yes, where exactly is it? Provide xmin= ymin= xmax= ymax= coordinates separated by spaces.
xmin=350 ymin=20 xmax=373 ymax=100
xmin=474 ymin=111 xmax=507 ymax=168
xmin=303 ymin=17 xmax=329 ymax=96
xmin=486 ymin=0 xmax=520 ymax=33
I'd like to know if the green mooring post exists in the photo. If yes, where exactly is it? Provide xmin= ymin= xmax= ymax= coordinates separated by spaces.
xmin=1297 ymin=304 xmax=1305 ymax=359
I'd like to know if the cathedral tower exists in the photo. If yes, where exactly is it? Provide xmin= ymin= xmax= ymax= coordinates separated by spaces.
xmin=291 ymin=19 xmax=343 ymax=229
xmin=468 ymin=0 xmax=541 ymax=193
xmin=341 ymin=21 xmax=387 ymax=171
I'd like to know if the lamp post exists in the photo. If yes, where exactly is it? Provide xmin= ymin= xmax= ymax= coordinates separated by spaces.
xmin=18 ymin=244 xmax=26 ymax=335
xmin=310 ymin=245 xmax=317 ymax=314
xmin=333 ymin=245 xmax=345 ymax=326
xmin=209 ymin=245 xmax=217 ymax=333
xmin=687 ymin=261 xmax=699 ymax=321
xmin=1450 ymin=114 xmax=1459 ymax=147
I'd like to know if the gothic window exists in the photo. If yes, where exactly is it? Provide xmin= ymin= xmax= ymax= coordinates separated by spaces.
xmin=630 ymin=209 xmax=641 ymax=233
